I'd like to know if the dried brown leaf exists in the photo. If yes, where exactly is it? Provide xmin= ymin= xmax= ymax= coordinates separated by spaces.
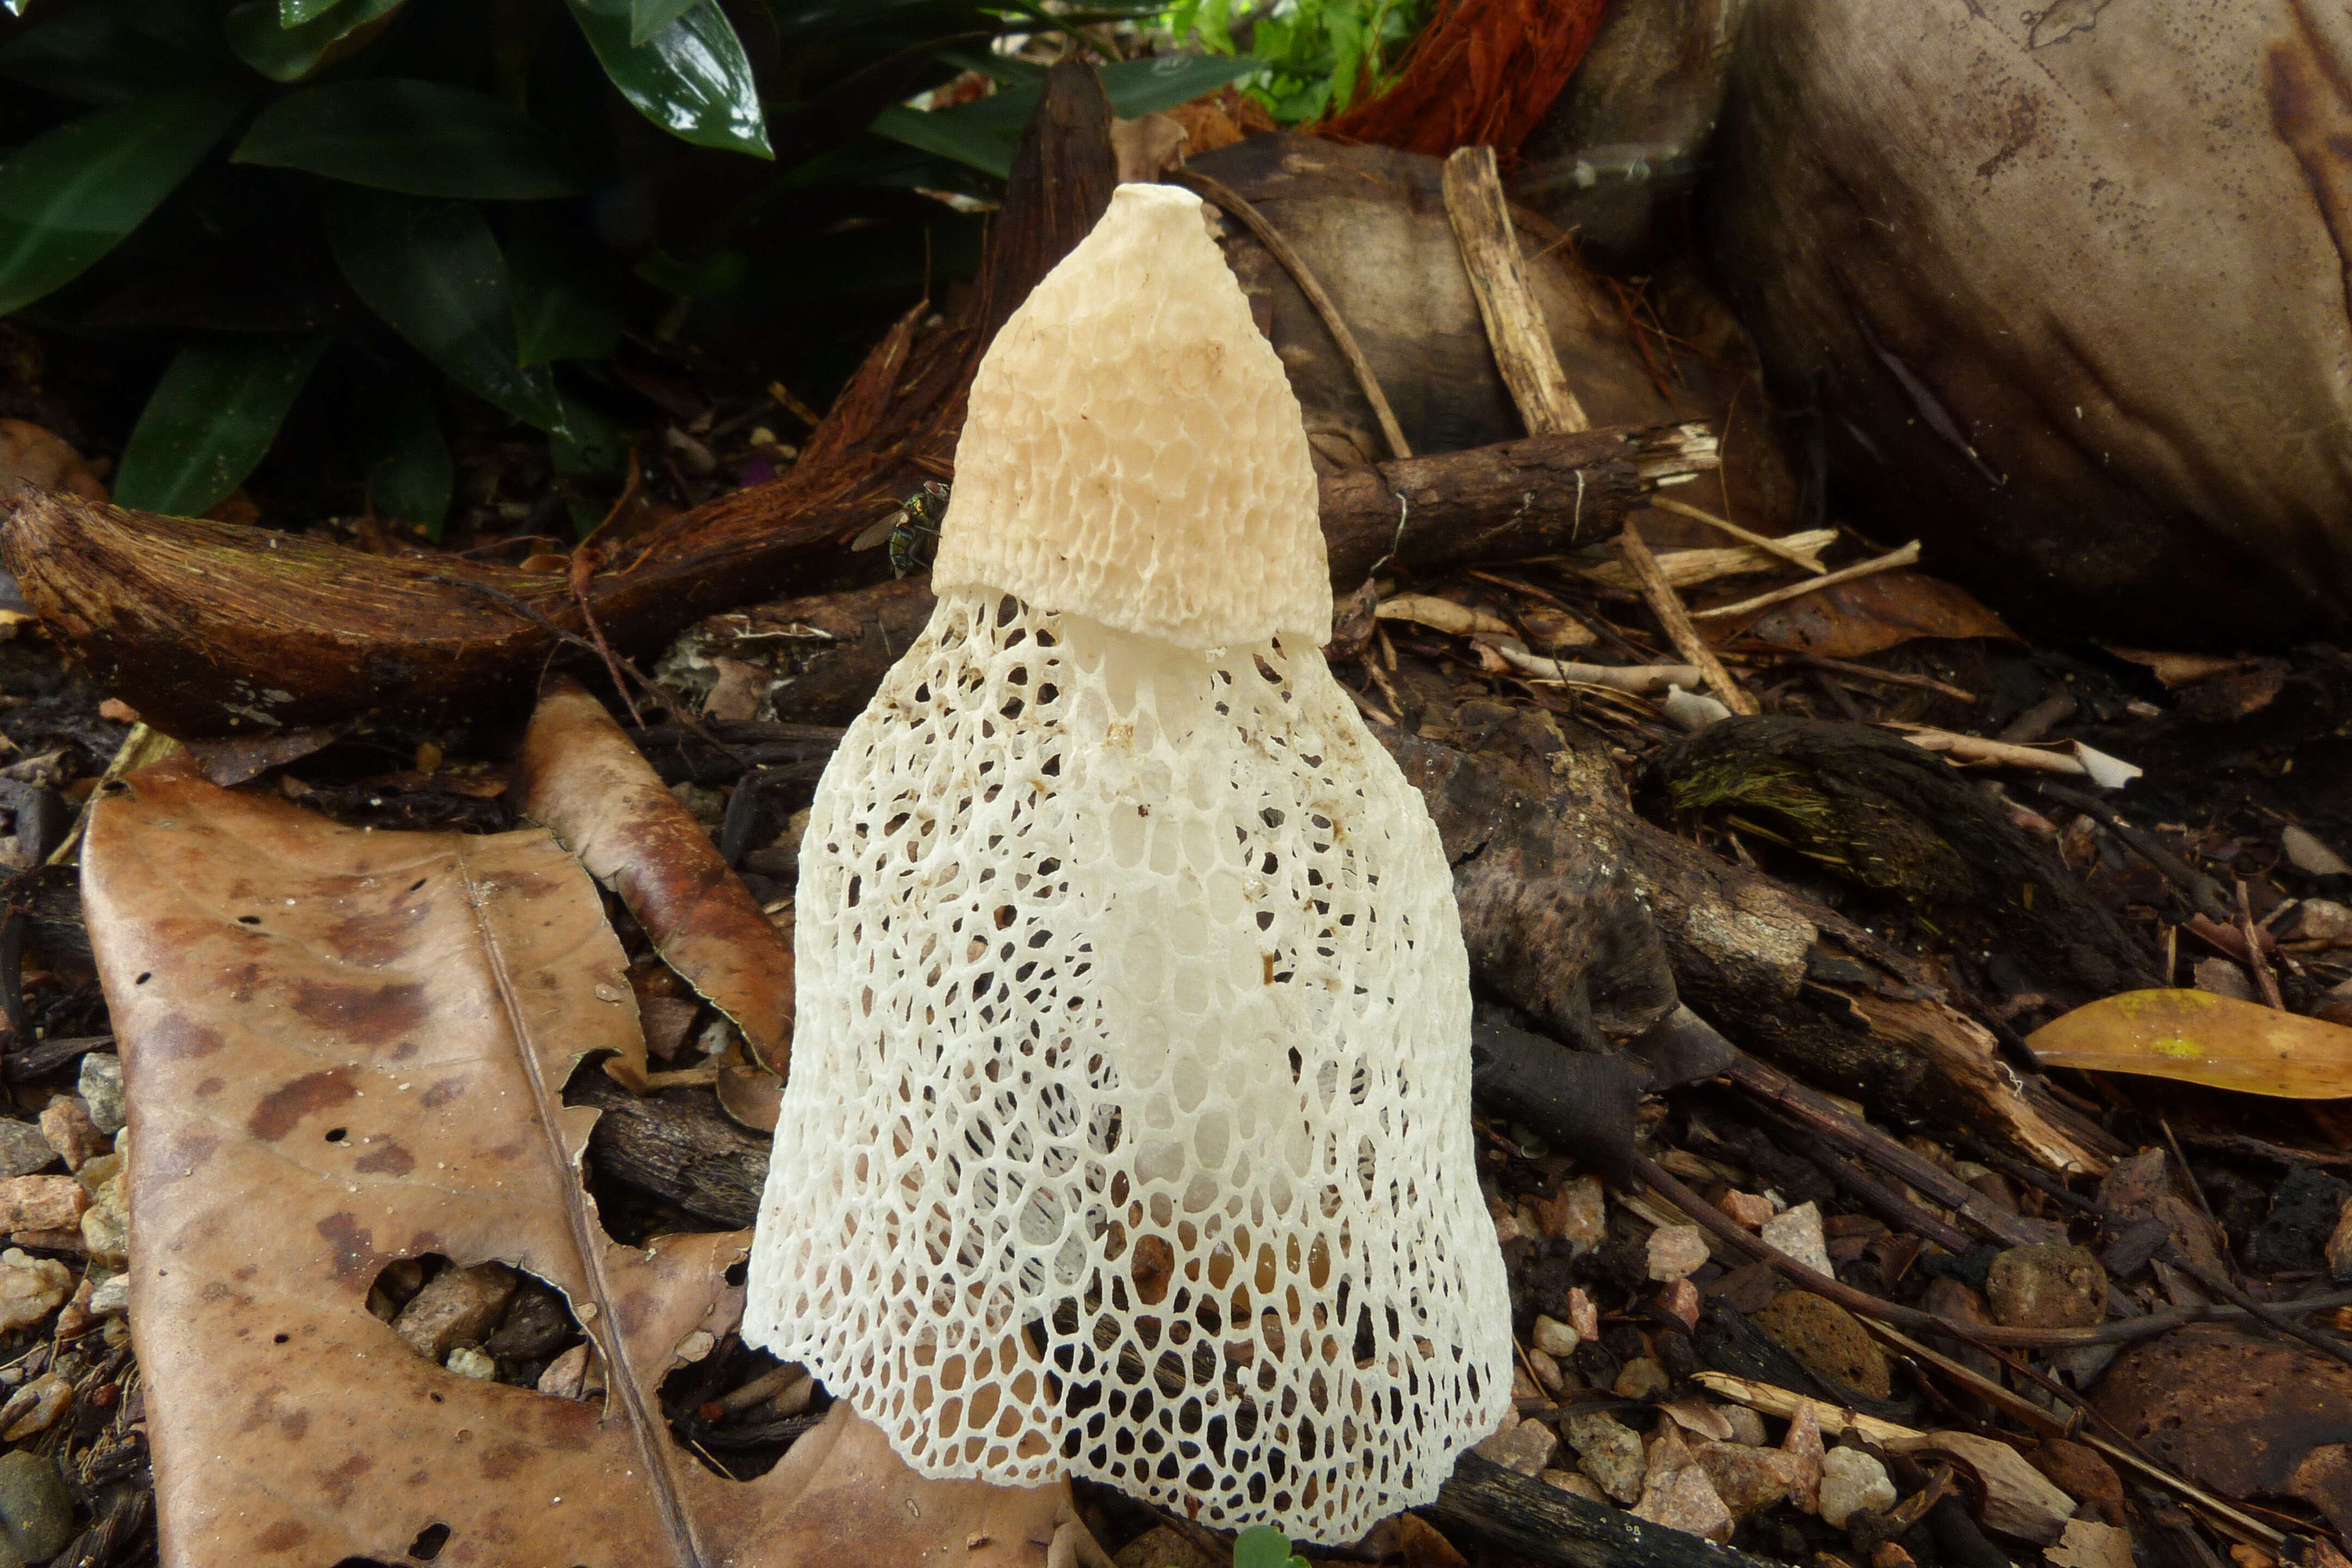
xmin=518 ymin=678 xmax=792 ymax=1080
xmin=1734 ymin=571 xmax=2017 ymax=657
xmin=2028 ymin=988 xmax=2352 ymax=1098
xmin=0 ymin=419 xmax=105 ymax=503
xmin=2102 ymin=646 xmax=2291 ymax=722
xmin=180 ymin=724 xmax=348 ymax=787
xmin=82 ymin=759 xmax=1068 ymax=1566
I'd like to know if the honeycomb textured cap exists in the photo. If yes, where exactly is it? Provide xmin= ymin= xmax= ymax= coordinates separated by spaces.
xmin=743 ymin=589 xmax=1511 ymax=1543
xmin=932 ymin=182 xmax=1332 ymax=649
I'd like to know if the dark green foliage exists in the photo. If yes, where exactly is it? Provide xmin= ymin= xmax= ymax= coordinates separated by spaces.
xmin=0 ymin=0 xmax=1163 ymax=534
xmin=112 ymin=331 xmax=327 ymax=514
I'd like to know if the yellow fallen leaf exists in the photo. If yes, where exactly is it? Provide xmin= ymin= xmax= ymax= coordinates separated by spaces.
xmin=2027 ymin=988 xmax=2352 ymax=1098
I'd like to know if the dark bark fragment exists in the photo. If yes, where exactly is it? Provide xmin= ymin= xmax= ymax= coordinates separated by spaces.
xmin=1427 ymin=1454 xmax=1787 ymax=1568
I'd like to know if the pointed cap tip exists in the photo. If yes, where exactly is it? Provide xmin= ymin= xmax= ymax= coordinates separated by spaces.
xmin=933 ymin=181 xmax=1331 ymax=649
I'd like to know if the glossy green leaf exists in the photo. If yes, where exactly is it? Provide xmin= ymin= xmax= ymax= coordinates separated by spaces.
xmin=347 ymin=358 xmax=453 ymax=538
xmin=566 ymin=0 xmax=771 ymax=158
xmin=867 ymin=95 xmax=1028 ymax=180
xmin=0 ymin=0 xmax=230 ymax=106
xmin=235 ymin=80 xmax=584 ymax=199
xmin=224 ymin=0 xmax=405 ymax=83
xmin=509 ymin=220 xmax=622 ymax=366
xmin=628 ymin=0 xmax=701 ymax=46
xmin=113 ymin=334 xmax=327 ymax=518
xmin=0 ymin=83 xmax=248 ymax=317
xmin=1098 ymin=51 xmax=1253 ymax=117
xmin=548 ymin=401 xmax=624 ymax=480
xmin=280 ymin=0 xmax=343 ymax=23
xmin=326 ymin=188 xmax=568 ymax=432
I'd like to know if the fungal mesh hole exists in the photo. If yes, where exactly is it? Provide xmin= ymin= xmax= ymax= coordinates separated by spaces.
xmin=749 ymin=586 xmax=1508 ymax=1540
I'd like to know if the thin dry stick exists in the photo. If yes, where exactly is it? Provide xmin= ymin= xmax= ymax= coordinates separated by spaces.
xmin=1649 ymin=493 xmax=1824 ymax=574
xmin=1616 ymin=527 xmax=1758 ymax=714
xmin=1440 ymin=145 xmax=1589 ymax=436
xmin=569 ymin=545 xmax=645 ymax=728
xmin=1787 ymin=654 xmax=1977 ymax=704
xmin=1886 ymin=724 xmax=2087 ymax=775
xmin=1692 ymin=539 xmax=1924 ymax=620
xmin=1486 ymin=644 xmax=1706 ymax=694
xmin=45 ymin=723 xmax=182 ymax=868
xmin=2238 ymin=877 xmax=2287 ymax=1009
xmin=1173 ymin=169 xmax=1412 ymax=461
xmin=1636 ymin=1152 xmax=2352 ymax=1349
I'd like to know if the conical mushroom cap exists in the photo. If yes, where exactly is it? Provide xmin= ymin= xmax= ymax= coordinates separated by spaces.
xmin=932 ymin=182 xmax=1332 ymax=649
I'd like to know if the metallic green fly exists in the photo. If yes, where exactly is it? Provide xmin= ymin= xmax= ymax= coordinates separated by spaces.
xmin=852 ymin=480 xmax=951 ymax=578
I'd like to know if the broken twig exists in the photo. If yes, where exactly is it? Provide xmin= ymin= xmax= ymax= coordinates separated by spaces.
xmin=1649 ymin=494 xmax=1825 ymax=573
xmin=1441 ymin=144 xmax=1590 ymax=436
xmin=1616 ymin=527 xmax=1758 ymax=715
xmin=1485 ymin=645 xmax=1708 ymax=694
xmin=1691 ymin=540 xmax=1924 ymax=620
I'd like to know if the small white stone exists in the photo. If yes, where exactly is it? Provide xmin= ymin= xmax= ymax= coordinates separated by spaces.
xmin=1761 ymin=1200 xmax=1833 ymax=1277
xmin=0 ymin=1250 xmax=68 ymax=1333
xmin=1647 ymin=1224 xmax=1711 ymax=1281
xmin=1820 ymin=1447 xmax=1898 ymax=1528
xmin=77 ymin=1055 xmax=126 ymax=1136
xmin=1531 ymin=1314 xmax=1579 ymax=1358
xmin=88 ymin=1273 xmax=128 ymax=1317
xmin=445 ymin=1346 xmax=498 ymax=1381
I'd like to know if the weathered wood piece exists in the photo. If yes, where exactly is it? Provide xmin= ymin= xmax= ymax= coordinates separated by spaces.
xmin=1442 ymin=144 xmax=1591 ymax=434
xmin=575 ymin=1073 xmax=767 ymax=1230
xmin=1377 ymin=703 xmax=2110 ymax=1174
xmin=2 ymin=409 xmax=1711 ymax=740
xmin=1428 ymin=1454 xmax=1785 ymax=1568
xmin=1656 ymin=716 xmax=2156 ymax=1007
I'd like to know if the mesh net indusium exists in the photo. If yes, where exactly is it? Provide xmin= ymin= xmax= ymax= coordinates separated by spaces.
xmin=744 ymin=586 xmax=1511 ymax=1542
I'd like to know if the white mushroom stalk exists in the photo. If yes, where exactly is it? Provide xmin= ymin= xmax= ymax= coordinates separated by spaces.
xmin=744 ymin=183 xmax=1510 ymax=1544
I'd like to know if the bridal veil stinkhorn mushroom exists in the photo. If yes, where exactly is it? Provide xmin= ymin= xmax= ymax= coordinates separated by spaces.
xmin=744 ymin=183 xmax=1510 ymax=1544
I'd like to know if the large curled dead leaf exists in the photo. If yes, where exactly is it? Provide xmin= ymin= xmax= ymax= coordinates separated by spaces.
xmin=2028 ymin=988 xmax=2352 ymax=1098
xmin=517 ymin=677 xmax=792 ymax=1080
xmin=1729 ymin=570 xmax=2017 ymax=657
xmin=81 ymin=759 xmax=1068 ymax=1566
